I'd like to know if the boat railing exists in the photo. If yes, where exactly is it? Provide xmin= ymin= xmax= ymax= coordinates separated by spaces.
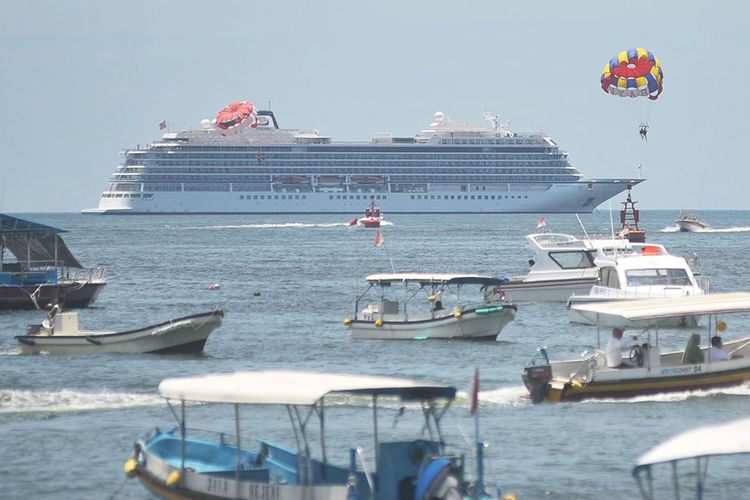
xmin=60 ymin=266 xmax=108 ymax=285
xmin=589 ymin=281 xmax=706 ymax=299
xmin=0 ymin=261 xmax=107 ymax=286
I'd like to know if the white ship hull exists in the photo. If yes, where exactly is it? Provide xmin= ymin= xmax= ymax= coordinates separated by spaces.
xmin=84 ymin=181 xmax=635 ymax=214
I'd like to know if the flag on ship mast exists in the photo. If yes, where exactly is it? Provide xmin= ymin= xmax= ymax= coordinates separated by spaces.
xmin=373 ymin=229 xmax=384 ymax=247
xmin=159 ymin=120 xmax=167 ymax=130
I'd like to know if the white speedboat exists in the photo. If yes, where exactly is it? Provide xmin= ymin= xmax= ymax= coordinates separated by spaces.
xmin=523 ymin=293 xmax=750 ymax=404
xmin=344 ymin=273 xmax=516 ymax=340
xmin=500 ymin=232 xmax=635 ymax=302
xmin=675 ymin=210 xmax=710 ymax=232
xmin=15 ymin=307 xmax=223 ymax=354
xmin=125 ymin=370 xmax=501 ymax=499
xmin=567 ymin=243 xmax=706 ymax=327
xmin=633 ymin=417 xmax=750 ymax=499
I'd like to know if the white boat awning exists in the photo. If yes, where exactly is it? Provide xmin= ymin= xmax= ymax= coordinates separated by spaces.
xmin=159 ymin=370 xmax=456 ymax=405
xmin=365 ymin=273 xmax=502 ymax=286
xmin=570 ymin=292 xmax=750 ymax=321
xmin=635 ymin=417 xmax=750 ymax=468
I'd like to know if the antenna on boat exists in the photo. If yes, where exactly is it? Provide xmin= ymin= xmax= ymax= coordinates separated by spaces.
xmin=576 ymin=214 xmax=590 ymax=240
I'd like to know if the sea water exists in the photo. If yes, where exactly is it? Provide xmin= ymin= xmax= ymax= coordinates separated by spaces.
xmin=1 ymin=210 xmax=749 ymax=499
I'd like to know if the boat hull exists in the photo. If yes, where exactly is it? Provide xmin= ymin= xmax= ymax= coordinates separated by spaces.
xmin=547 ymin=363 xmax=750 ymax=403
xmin=14 ymin=309 xmax=223 ymax=354
xmin=676 ymin=221 xmax=708 ymax=232
xmin=348 ymin=306 xmax=516 ymax=340
xmin=0 ymin=282 xmax=105 ymax=310
xmin=85 ymin=180 xmax=639 ymax=215
xmin=501 ymin=277 xmax=597 ymax=302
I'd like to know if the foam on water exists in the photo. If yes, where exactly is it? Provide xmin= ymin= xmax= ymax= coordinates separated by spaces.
xmin=174 ymin=222 xmax=352 ymax=230
xmin=659 ymin=225 xmax=750 ymax=233
xmin=0 ymin=389 xmax=163 ymax=415
xmin=457 ymin=386 xmax=530 ymax=408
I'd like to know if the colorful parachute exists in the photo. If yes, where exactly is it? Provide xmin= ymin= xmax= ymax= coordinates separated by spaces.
xmin=601 ymin=48 xmax=663 ymax=100
xmin=215 ymin=101 xmax=258 ymax=132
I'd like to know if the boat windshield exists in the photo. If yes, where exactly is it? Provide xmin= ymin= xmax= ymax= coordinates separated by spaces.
xmin=625 ymin=268 xmax=692 ymax=287
xmin=548 ymin=251 xmax=595 ymax=270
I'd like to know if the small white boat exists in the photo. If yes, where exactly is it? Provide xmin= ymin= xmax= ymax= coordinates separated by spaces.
xmin=633 ymin=417 xmax=750 ymax=499
xmin=15 ymin=307 xmax=223 ymax=354
xmin=125 ymin=370 xmax=502 ymax=499
xmin=675 ymin=210 xmax=710 ymax=232
xmin=567 ymin=243 xmax=706 ymax=327
xmin=523 ymin=293 xmax=750 ymax=404
xmin=345 ymin=273 xmax=516 ymax=340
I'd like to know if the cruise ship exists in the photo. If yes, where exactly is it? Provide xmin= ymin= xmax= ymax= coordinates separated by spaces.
xmin=83 ymin=109 xmax=642 ymax=214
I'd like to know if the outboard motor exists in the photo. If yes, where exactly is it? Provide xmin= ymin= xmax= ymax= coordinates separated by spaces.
xmin=415 ymin=458 xmax=462 ymax=500
xmin=522 ymin=347 xmax=552 ymax=404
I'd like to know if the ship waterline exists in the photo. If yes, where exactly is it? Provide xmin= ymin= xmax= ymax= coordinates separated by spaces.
xmin=84 ymin=110 xmax=642 ymax=214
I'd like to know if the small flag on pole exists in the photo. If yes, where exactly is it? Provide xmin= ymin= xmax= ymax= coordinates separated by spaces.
xmin=470 ymin=368 xmax=479 ymax=416
xmin=373 ymin=229 xmax=384 ymax=247
xmin=159 ymin=120 xmax=167 ymax=130
xmin=537 ymin=216 xmax=546 ymax=228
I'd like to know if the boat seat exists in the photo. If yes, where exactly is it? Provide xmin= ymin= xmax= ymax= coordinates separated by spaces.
xmin=681 ymin=334 xmax=704 ymax=364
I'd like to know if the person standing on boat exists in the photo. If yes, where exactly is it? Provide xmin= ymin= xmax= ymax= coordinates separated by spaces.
xmin=605 ymin=327 xmax=632 ymax=368
xmin=709 ymin=336 xmax=730 ymax=362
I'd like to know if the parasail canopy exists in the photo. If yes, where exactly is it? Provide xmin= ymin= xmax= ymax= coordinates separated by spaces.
xmin=601 ymin=48 xmax=663 ymax=100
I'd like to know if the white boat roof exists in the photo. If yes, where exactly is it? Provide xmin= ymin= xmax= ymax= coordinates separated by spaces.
xmin=365 ymin=273 xmax=501 ymax=285
xmin=158 ymin=370 xmax=456 ymax=405
xmin=570 ymin=292 xmax=750 ymax=321
xmin=635 ymin=418 xmax=750 ymax=468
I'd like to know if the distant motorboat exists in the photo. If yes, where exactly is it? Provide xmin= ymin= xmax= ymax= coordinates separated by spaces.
xmin=15 ymin=307 xmax=223 ymax=354
xmin=675 ymin=210 xmax=710 ymax=232
xmin=349 ymin=198 xmax=385 ymax=228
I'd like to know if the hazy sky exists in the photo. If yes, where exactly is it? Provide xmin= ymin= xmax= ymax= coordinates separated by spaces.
xmin=1 ymin=1 xmax=747 ymax=212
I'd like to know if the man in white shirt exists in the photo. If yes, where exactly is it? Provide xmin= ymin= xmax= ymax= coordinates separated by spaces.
xmin=605 ymin=327 xmax=631 ymax=368
xmin=708 ymin=336 xmax=730 ymax=363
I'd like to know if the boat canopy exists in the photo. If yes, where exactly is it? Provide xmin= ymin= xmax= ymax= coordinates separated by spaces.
xmin=365 ymin=273 xmax=503 ymax=287
xmin=571 ymin=292 xmax=750 ymax=322
xmin=0 ymin=214 xmax=82 ymax=268
xmin=159 ymin=370 xmax=456 ymax=405
xmin=634 ymin=417 xmax=750 ymax=469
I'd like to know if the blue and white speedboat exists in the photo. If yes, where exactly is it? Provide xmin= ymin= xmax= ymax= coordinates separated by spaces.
xmin=125 ymin=370 xmax=500 ymax=499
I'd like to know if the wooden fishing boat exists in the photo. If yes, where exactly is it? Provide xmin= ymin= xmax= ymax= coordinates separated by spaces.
xmin=15 ymin=307 xmax=223 ymax=354
xmin=345 ymin=273 xmax=516 ymax=340
xmin=124 ymin=370 xmax=501 ymax=499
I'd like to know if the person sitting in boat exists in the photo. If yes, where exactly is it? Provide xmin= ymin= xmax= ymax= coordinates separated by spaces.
xmin=708 ymin=336 xmax=730 ymax=362
xmin=528 ymin=259 xmax=535 ymax=269
xmin=605 ymin=327 xmax=632 ymax=368
xmin=681 ymin=333 xmax=705 ymax=364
